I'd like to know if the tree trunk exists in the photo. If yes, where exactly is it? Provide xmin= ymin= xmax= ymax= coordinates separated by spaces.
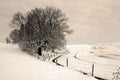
xmin=38 ymin=47 xmax=42 ymax=56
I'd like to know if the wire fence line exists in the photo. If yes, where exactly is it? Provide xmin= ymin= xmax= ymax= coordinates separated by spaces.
xmin=54 ymin=52 xmax=120 ymax=80
xmin=62 ymin=58 xmax=115 ymax=79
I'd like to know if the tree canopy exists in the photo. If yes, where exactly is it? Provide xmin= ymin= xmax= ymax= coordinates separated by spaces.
xmin=9 ymin=7 xmax=72 ymax=53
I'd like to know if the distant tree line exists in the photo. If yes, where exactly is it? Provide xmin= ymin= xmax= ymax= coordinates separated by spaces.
xmin=7 ymin=6 xmax=72 ymax=54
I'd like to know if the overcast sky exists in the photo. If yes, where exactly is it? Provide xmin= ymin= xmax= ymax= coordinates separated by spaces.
xmin=0 ymin=0 xmax=120 ymax=44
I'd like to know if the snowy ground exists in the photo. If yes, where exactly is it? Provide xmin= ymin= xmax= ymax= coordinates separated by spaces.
xmin=57 ymin=44 xmax=120 ymax=80
xmin=0 ymin=43 xmax=96 ymax=80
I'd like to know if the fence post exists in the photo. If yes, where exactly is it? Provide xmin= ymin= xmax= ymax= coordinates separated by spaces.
xmin=92 ymin=64 xmax=94 ymax=76
xmin=66 ymin=58 xmax=68 ymax=67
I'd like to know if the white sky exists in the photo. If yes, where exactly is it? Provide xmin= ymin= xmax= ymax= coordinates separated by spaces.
xmin=0 ymin=0 xmax=120 ymax=44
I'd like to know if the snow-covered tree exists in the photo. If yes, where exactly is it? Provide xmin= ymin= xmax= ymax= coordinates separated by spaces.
xmin=9 ymin=7 xmax=72 ymax=54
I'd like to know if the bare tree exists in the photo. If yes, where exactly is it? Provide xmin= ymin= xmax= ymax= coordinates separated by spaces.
xmin=9 ymin=7 xmax=72 ymax=55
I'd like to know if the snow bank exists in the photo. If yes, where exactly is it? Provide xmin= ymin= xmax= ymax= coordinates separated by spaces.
xmin=0 ymin=43 xmax=96 ymax=80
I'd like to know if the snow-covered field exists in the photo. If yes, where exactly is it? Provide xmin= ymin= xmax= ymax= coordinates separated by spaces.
xmin=0 ymin=43 xmax=96 ymax=80
xmin=57 ymin=44 xmax=120 ymax=80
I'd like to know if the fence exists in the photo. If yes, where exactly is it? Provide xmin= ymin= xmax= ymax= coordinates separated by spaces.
xmin=55 ymin=57 xmax=119 ymax=80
